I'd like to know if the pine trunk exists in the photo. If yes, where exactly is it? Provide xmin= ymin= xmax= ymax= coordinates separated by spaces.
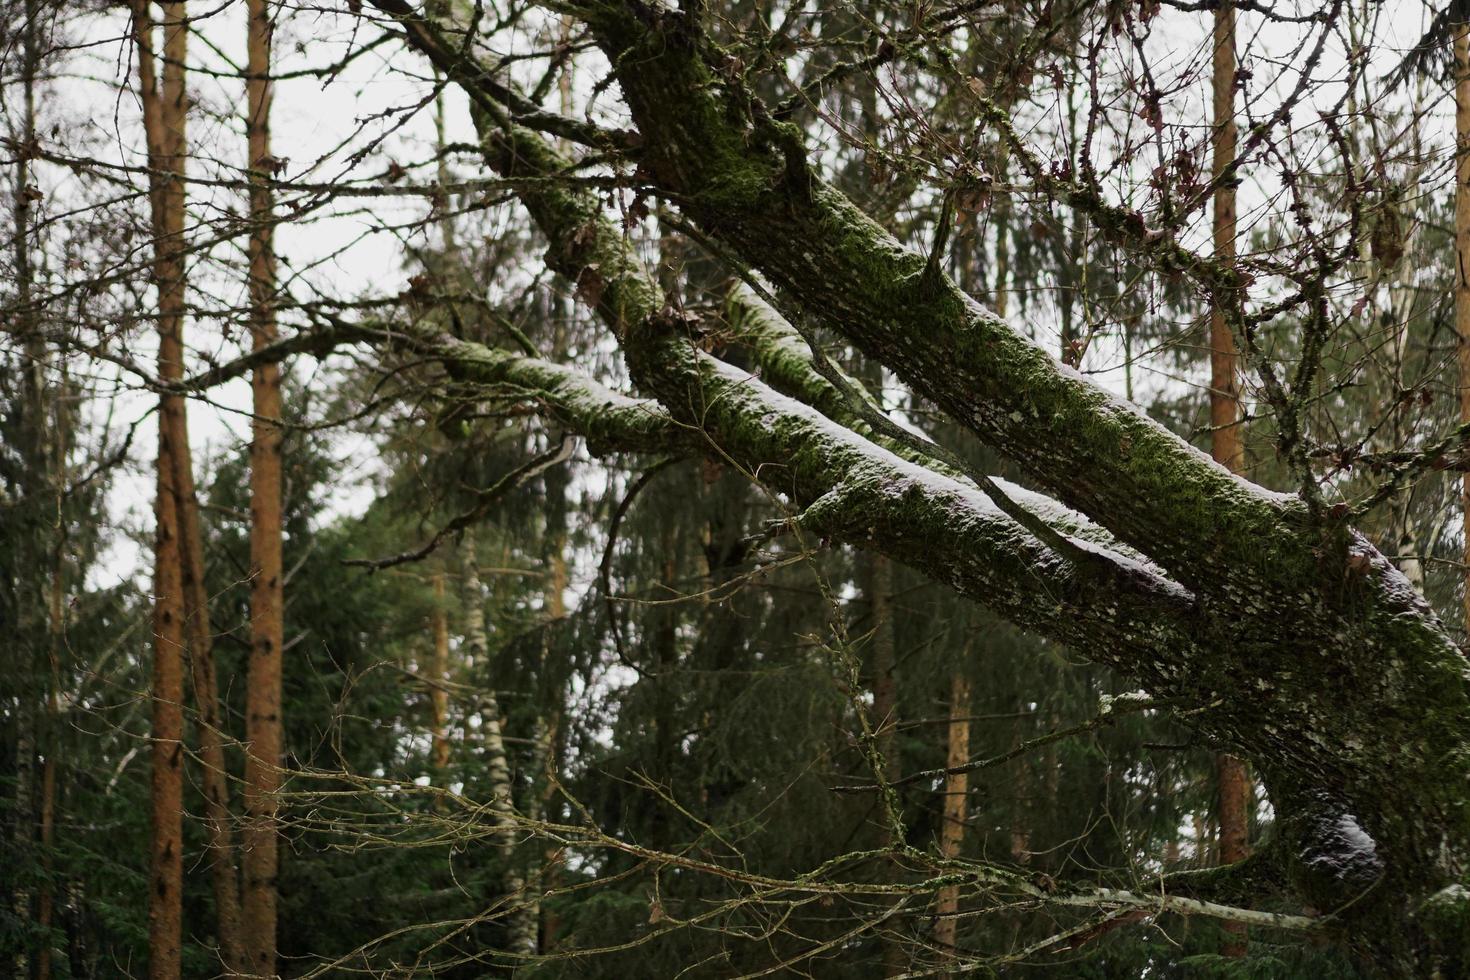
xmin=133 ymin=4 xmax=189 ymax=975
xmin=242 ymin=0 xmax=284 ymax=973
xmin=1211 ymin=0 xmax=1251 ymax=957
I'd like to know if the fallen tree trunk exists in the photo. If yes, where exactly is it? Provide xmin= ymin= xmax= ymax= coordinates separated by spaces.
xmin=348 ymin=1 xmax=1470 ymax=971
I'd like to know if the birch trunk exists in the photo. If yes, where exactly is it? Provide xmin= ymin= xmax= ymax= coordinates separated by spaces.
xmin=460 ymin=538 xmax=528 ymax=957
xmin=932 ymin=673 xmax=972 ymax=965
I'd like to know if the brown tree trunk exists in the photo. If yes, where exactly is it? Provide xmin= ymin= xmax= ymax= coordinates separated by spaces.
xmin=1456 ymin=23 xmax=1470 ymax=631
xmin=1211 ymin=0 xmax=1251 ymax=957
xmin=241 ymin=0 xmax=284 ymax=973
xmin=133 ymin=3 xmax=189 ymax=976
xmin=136 ymin=3 xmax=245 ymax=970
xmin=932 ymin=672 xmax=971 ymax=966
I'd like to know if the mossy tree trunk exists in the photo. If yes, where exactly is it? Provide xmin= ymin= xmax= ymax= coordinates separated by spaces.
xmin=356 ymin=2 xmax=1470 ymax=971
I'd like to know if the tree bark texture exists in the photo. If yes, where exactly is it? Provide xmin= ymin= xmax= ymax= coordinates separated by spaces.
xmin=460 ymin=538 xmax=532 ymax=957
xmin=933 ymin=673 xmax=972 ymax=961
xmin=133 ymin=4 xmax=189 ymax=976
xmin=242 ymin=0 xmax=284 ymax=973
xmin=1210 ymin=0 xmax=1251 ymax=958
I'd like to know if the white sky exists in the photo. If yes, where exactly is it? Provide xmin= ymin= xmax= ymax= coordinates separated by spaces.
xmin=19 ymin=0 xmax=1452 ymax=593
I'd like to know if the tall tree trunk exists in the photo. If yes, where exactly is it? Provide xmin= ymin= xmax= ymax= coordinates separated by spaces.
xmin=136 ymin=2 xmax=246 ymax=971
xmin=529 ymin=75 xmax=572 ymax=925
xmin=38 ymin=513 xmax=64 ymax=980
xmin=430 ymin=572 xmax=451 ymax=775
xmin=1211 ymin=0 xmax=1251 ymax=957
xmin=460 ymin=538 xmax=527 ymax=958
xmin=133 ymin=3 xmax=189 ymax=976
xmin=1456 ymin=22 xmax=1470 ymax=631
xmin=241 ymin=0 xmax=284 ymax=973
xmin=10 ymin=1 xmax=43 ymax=972
xmin=932 ymin=672 xmax=971 ymax=966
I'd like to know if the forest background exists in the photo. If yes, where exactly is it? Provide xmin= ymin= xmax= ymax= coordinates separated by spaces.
xmin=4 ymin=0 xmax=1469 ymax=976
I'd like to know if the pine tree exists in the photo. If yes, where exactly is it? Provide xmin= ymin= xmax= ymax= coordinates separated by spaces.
xmin=1209 ymin=0 xmax=1252 ymax=958
xmin=241 ymin=0 xmax=285 ymax=973
xmin=131 ymin=4 xmax=189 ymax=974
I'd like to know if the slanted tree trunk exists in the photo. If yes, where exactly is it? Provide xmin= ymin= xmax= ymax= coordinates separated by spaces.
xmin=334 ymin=5 xmax=1470 ymax=968
xmin=133 ymin=4 xmax=189 ymax=976
xmin=241 ymin=0 xmax=284 ymax=973
xmin=932 ymin=672 xmax=971 ymax=965
xmin=1210 ymin=0 xmax=1251 ymax=957
xmin=172 ymin=425 xmax=246 ymax=974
